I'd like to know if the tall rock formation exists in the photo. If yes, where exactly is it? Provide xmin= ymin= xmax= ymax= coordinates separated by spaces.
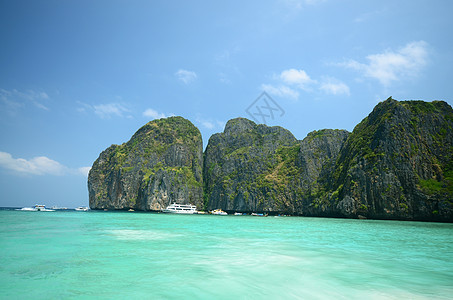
xmin=327 ymin=98 xmax=453 ymax=221
xmin=88 ymin=116 xmax=203 ymax=211
xmin=87 ymin=98 xmax=453 ymax=221
xmin=203 ymin=118 xmax=349 ymax=214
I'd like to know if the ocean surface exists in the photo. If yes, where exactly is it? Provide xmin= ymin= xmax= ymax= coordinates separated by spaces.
xmin=1 ymin=209 xmax=452 ymax=299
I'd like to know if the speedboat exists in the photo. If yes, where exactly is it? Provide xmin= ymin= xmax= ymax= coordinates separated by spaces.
xmin=210 ymin=209 xmax=228 ymax=215
xmin=75 ymin=207 xmax=89 ymax=211
xmin=17 ymin=204 xmax=55 ymax=212
xmin=34 ymin=205 xmax=55 ymax=211
xmin=162 ymin=203 xmax=198 ymax=214
xmin=17 ymin=207 xmax=36 ymax=211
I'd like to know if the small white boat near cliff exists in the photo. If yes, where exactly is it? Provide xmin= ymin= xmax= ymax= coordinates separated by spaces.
xmin=210 ymin=209 xmax=228 ymax=215
xmin=75 ymin=207 xmax=90 ymax=211
xmin=162 ymin=203 xmax=198 ymax=214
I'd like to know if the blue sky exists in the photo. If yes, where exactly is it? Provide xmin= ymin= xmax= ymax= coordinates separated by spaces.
xmin=1 ymin=0 xmax=452 ymax=208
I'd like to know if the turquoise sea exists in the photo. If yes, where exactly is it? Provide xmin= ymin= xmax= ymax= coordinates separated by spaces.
xmin=0 ymin=209 xmax=452 ymax=299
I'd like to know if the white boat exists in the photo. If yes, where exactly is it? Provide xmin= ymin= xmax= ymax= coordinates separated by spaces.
xmin=17 ymin=207 xmax=36 ymax=211
xmin=17 ymin=204 xmax=55 ymax=212
xmin=162 ymin=203 xmax=198 ymax=214
xmin=210 ymin=209 xmax=228 ymax=215
xmin=75 ymin=207 xmax=89 ymax=211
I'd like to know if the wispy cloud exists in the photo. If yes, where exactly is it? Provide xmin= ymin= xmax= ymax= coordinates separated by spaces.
xmin=262 ymin=68 xmax=349 ymax=100
xmin=353 ymin=9 xmax=385 ymax=23
xmin=142 ymin=108 xmax=174 ymax=120
xmin=338 ymin=41 xmax=429 ymax=86
xmin=77 ymin=166 xmax=91 ymax=177
xmin=282 ymin=0 xmax=326 ymax=10
xmin=175 ymin=69 xmax=198 ymax=84
xmin=279 ymin=69 xmax=317 ymax=90
xmin=77 ymin=101 xmax=131 ymax=119
xmin=93 ymin=103 xmax=130 ymax=119
xmin=196 ymin=117 xmax=225 ymax=130
xmin=0 ymin=151 xmax=90 ymax=177
xmin=319 ymin=77 xmax=350 ymax=96
xmin=261 ymin=84 xmax=300 ymax=100
xmin=0 ymin=88 xmax=50 ymax=114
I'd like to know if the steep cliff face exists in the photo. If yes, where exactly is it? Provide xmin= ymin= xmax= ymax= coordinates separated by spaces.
xmin=329 ymin=98 xmax=453 ymax=221
xmin=296 ymin=129 xmax=350 ymax=215
xmin=203 ymin=118 xmax=296 ymax=212
xmin=203 ymin=118 xmax=349 ymax=214
xmin=88 ymin=116 xmax=203 ymax=211
xmin=88 ymin=98 xmax=453 ymax=221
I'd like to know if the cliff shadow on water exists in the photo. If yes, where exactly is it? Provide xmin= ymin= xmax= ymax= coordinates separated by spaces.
xmin=88 ymin=98 xmax=453 ymax=222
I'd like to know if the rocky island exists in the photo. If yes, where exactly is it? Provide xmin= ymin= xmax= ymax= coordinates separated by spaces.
xmin=88 ymin=117 xmax=203 ymax=211
xmin=88 ymin=98 xmax=453 ymax=222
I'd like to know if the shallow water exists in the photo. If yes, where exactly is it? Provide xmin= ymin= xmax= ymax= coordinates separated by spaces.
xmin=1 ymin=209 xmax=452 ymax=299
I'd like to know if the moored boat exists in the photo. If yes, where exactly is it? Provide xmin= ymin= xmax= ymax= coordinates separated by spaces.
xmin=210 ymin=209 xmax=228 ymax=215
xmin=162 ymin=203 xmax=198 ymax=214
xmin=251 ymin=212 xmax=267 ymax=217
xmin=75 ymin=207 xmax=90 ymax=211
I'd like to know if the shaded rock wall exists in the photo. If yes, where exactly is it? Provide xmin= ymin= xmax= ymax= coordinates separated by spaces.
xmin=88 ymin=116 xmax=203 ymax=211
xmin=88 ymin=98 xmax=453 ymax=221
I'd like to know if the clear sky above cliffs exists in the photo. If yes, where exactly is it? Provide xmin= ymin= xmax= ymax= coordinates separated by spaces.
xmin=1 ymin=0 xmax=452 ymax=208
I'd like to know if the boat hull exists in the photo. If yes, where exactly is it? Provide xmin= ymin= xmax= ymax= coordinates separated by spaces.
xmin=162 ymin=210 xmax=197 ymax=214
xmin=162 ymin=203 xmax=198 ymax=214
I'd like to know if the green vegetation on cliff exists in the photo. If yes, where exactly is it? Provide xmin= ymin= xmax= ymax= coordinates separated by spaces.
xmin=88 ymin=98 xmax=453 ymax=221
xmin=330 ymin=98 xmax=453 ymax=220
xmin=88 ymin=116 xmax=203 ymax=211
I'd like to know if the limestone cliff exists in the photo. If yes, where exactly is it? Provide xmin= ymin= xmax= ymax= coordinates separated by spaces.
xmin=88 ymin=116 xmax=203 ymax=211
xmin=202 ymin=98 xmax=453 ymax=221
xmin=328 ymin=98 xmax=453 ymax=221
xmin=88 ymin=98 xmax=453 ymax=221
xmin=203 ymin=118 xmax=349 ymax=214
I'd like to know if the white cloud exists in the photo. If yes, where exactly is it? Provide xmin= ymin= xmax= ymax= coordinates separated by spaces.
xmin=319 ymin=78 xmax=350 ymax=96
xmin=261 ymin=67 xmax=352 ymax=100
xmin=196 ymin=117 xmax=225 ymax=130
xmin=279 ymin=69 xmax=316 ymax=90
xmin=0 ymin=88 xmax=49 ymax=113
xmin=77 ymin=101 xmax=132 ymax=119
xmin=93 ymin=103 xmax=130 ymax=119
xmin=282 ymin=0 xmax=326 ymax=10
xmin=0 ymin=151 xmax=90 ymax=177
xmin=33 ymin=102 xmax=49 ymax=111
xmin=261 ymin=84 xmax=300 ymax=100
xmin=339 ymin=41 xmax=429 ymax=86
xmin=143 ymin=108 xmax=174 ymax=120
xmin=260 ymin=68 xmax=316 ymax=100
xmin=77 ymin=166 xmax=91 ymax=177
xmin=0 ymin=152 xmax=65 ymax=175
xmin=201 ymin=120 xmax=215 ymax=129
xmin=175 ymin=69 xmax=198 ymax=84
xmin=353 ymin=9 xmax=385 ymax=23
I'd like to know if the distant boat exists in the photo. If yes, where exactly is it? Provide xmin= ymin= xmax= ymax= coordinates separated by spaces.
xmin=234 ymin=212 xmax=246 ymax=216
xmin=75 ymin=207 xmax=89 ymax=211
xmin=17 ymin=207 xmax=35 ymax=211
xmin=162 ymin=203 xmax=198 ymax=214
xmin=251 ymin=213 xmax=267 ymax=217
xmin=210 ymin=209 xmax=228 ymax=215
xmin=51 ymin=206 xmax=68 ymax=210
xmin=17 ymin=204 xmax=55 ymax=212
